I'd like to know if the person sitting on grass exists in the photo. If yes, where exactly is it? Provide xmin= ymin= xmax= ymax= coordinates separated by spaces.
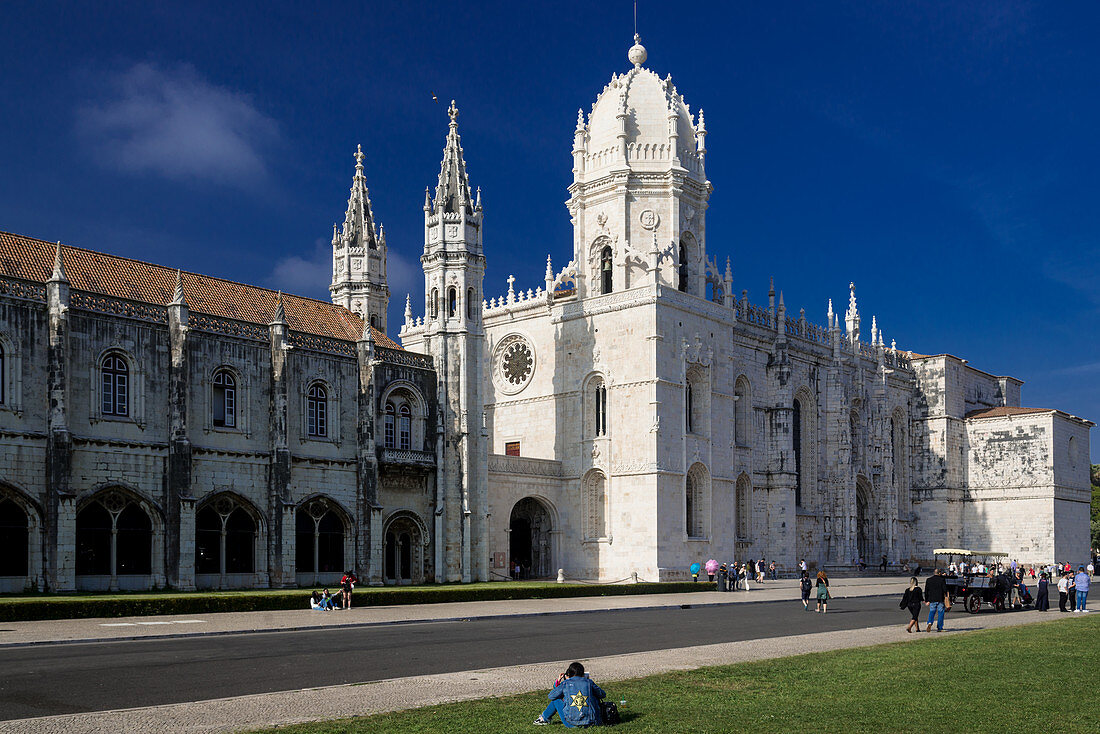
xmin=534 ymin=661 xmax=605 ymax=727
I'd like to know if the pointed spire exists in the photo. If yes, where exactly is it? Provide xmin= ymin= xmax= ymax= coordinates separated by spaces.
xmin=475 ymin=186 xmax=482 ymax=211
xmin=50 ymin=241 xmax=68 ymax=282
xmin=434 ymin=101 xmax=474 ymax=215
xmin=271 ymin=291 xmax=287 ymax=325
xmin=724 ymin=256 xmax=732 ymax=281
xmin=545 ymin=255 xmax=554 ymax=282
xmin=423 ymin=187 xmax=432 ymax=211
xmin=404 ymin=293 xmax=413 ymax=326
xmin=870 ymin=315 xmax=878 ymax=345
xmin=339 ymin=144 xmax=380 ymax=249
xmin=845 ymin=281 xmax=861 ymax=342
xmin=170 ymin=269 xmax=186 ymax=306
xmin=576 ymin=108 xmax=585 ymax=131
xmin=827 ymin=298 xmax=835 ymax=329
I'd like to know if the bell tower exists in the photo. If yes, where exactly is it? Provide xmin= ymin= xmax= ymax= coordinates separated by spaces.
xmin=419 ymin=101 xmax=488 ymax=583
xmin=330 ymin=145 xmax=390 ymax=332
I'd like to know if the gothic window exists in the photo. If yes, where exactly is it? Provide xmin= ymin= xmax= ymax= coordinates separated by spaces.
xmin=196 ymin=497 xmax=258 ymax=576
xmin=793 ymin=399 xmax=803 ymax=507
xmin=467 ymin=288 xmax=476 ymax=320
xmin=384 ymin=402 xmax=396 ymax=448
xmin=593 ymin=380 xmax=608 ymax=437
xmin=685 ymin=464 xmax=708 ymax=538
xmin=212 ymin=370 xmax=236 ymax=428
xmin=600 ymin=246 xmax=613 ymax=295
xmin=398 ymin=405 xmax=411 ymax=450
xmin=0 ymin=497 xmax=28 ymax=576
xmin=76 ymin=492 xmax=152 ymax=576
xmin=431 ymin=288 xmax=439 ymax=319
xmin=295 ymin=501 xmax=345 ymax=575
xmin=736 ymin=474 xmax=752 ymax=541
xmin=686 ymin=383 xmax=694 ymax=433
xmin=734 ymin=376 xmax=751 ymax=446
xmin=893 ymin=412 xmax=909 ymax=514
xmin=850 ymin=410 xmax=861 ymax=468
xmin=448 ymin=287 xmax=457 ymax=318
xmin=678 ymin=241 xmax=689 ymax=293
xmin=584 ymin=471 xmax=607 ymax=540
xmin=369 ymin=314 xmax=378 ymax=329
xmin=101 ymin=352 xmax=129 ymax=416
xmin=307 ymin=384 xmax=328 ymax=438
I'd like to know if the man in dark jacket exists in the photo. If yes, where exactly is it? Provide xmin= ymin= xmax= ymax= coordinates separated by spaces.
xmin=535 ymin=662 xmax=605 ymax=727
xmin=924 ymin=567 xmax=950 ymax=632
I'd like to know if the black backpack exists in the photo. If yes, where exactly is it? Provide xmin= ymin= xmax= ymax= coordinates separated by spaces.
xmin=800 ymin=576 xmax=812 ymax=593
xmin=602 ymin=700 xmax=621 ymax=725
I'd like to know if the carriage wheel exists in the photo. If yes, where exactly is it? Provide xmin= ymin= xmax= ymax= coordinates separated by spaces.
xmin=965 ymin=594 xmax=981 ymax=614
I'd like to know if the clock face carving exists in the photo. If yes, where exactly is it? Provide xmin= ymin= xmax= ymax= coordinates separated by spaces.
xmin=493 ymin=334 xmax=536 ymax=394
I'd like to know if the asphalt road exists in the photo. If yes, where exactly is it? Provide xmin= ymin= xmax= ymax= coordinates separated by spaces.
xmin=0 ymin=594 xmax=926 ymax=721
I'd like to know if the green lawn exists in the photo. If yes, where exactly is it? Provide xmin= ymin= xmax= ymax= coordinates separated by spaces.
xmin=258 ymin=615 xmax=1100 ymax=734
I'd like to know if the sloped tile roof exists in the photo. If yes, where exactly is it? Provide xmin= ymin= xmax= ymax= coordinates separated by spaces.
xmin=0 ymin=230 xmax=400 ymax=350
xmin=965 ymin=407 xmax=1053 ymax=420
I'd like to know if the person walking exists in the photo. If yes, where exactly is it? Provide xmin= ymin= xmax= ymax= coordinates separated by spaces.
xmin=769 ymin=561 xmax=778 ymax=581
xmin=900 ymin=577 xmax=924 ymax=632
xmin=1074 ymin=566 xmax=1090 ymax=612
xmin=799 ymin=570 xmax=813 ymax=611
xmin=1035 ymin=573 xmax=1050 ymax=611
xmin=880 ymin=554 xmax=888 ymax=573
xmin=815 ymin=571 xmax=830 ymax=613
xmin=923 ymin=567 xmax=950 ymax=632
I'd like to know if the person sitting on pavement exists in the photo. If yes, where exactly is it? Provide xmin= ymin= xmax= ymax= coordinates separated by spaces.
xmin=309 ymin=591 xmax=325 ymax=610
xmin=534 ymin=661 xmax=605 ymax=727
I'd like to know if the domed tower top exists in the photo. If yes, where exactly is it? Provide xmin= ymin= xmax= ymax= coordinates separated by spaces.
xmin=571 ymin=35 xmax=707 ymax=184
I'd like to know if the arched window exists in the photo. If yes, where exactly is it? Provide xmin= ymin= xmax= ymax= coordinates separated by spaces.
xmin=736 ymin=474 xmax=752 ymax=541
xmin=0 ymin=497 xmax=28 ymax=576
xmin=448 ymin=287 xmax=457 ymax=318
xmin=76 ymin=492 xmax=152 ymax=577
xmin=0 ymin=342 xmax=5 ymax=405
xmin=384 ymin=402 xmax=396 ymax=448
xmin=398 ymin=404 xmax=411 ymax=450
xmin=430 ymin=288 xmax=439 ymax=319
xmin=850 ymin=410 xmax=861 ymax=468
xmin=600 ymin=246 xmax=613 ymax=295
xmin=734 ymin=376 xmax=750 ymax=446
xmin=369 ymin=314 xmax=378 ymax=329
xmin=212 ymin=370 xmax=236 ymax=428
xmin=593 ymin=380 xmax=608 ymax=437
xmin=307 ymin=384 xmax=327 ymax=437
xmin=101 ymin=352 xmax=129 ymax=416
xmin=686 ymin=383 xmax=694 ymax=433
xmin=467 ymin=288 xmax=476 ymax=320
xmin=893 ymin=413 xmax=908 ymax=514
xmin=295 ymin=501 xmax=345 ymax=575
xmin=793 ymin=399 xmax=803 ymax=507
xmin=685 ymin=465 xmax=708 ymax=538
xmin=584 ymin=471 xmax=607 ymax=540
xmin=196 ymin=497 xmax=258 ymax=578
xmin=678 ymin=242 xmax=689 ymax=293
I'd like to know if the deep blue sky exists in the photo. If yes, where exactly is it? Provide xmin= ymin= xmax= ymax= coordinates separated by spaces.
xmin=2 ymin=2 xmax=1097 ymax=459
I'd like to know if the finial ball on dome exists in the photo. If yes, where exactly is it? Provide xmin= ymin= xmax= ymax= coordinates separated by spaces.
xmin=628 ymin=33 xmax=647 ymax=67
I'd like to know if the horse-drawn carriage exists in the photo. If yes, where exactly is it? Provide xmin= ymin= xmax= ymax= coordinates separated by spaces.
xmin=933 ymin=549 xmax=1028 ymax=614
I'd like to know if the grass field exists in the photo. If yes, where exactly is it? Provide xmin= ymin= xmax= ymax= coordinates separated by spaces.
xmin=257 ymin=615 xmax=1100 ymax=734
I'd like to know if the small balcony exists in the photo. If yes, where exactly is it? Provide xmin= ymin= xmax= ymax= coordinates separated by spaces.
xmin=380 ymin=447 xmax=436 ymax=469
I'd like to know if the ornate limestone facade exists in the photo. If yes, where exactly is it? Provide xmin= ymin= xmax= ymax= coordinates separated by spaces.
xmin=0 ymin=37 xmax=1091 ymax=592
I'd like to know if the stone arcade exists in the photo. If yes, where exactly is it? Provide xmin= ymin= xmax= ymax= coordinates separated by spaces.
xmin=0 ymin=38 xmax=1091 ymax=591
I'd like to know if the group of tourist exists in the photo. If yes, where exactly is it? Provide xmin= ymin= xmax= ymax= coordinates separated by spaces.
xmin=711 ymin=557 xmax=777 ymax=590
xmin=308 ymin=570 xmax=358 ymax=611
xmin=1054 ymin=567 xmax=1091 ymax=613
xmin=798 ymin=569 xmax=831 ymax=612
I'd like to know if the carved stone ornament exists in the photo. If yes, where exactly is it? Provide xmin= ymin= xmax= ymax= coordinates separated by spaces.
xmin=639 ymin=209 xmax=659 ymax=231
xmin=446 ymin=224 xmax=459 ymax=239
xmin=492 ymin=334 xmax=536 ymax=395
xmin=596 ymin=212 xmax=608 ymax=228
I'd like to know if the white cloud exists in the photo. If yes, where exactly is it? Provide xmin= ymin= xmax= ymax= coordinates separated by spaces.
xmin=78 ymin=63 xmax=279 ymax=186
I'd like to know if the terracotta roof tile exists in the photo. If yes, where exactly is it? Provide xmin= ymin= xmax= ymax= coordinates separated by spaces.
xmin=965 ymin=406 xmax=1053 ymax=420
xmin=0 ymin=230 xmax=400 ymax=350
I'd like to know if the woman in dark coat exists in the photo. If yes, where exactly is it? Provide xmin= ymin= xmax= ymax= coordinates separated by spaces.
xmin=900 ymin=576 xmax=924 ymax=632
xmin=1035 ymin=573 xmax=1050 ymax=611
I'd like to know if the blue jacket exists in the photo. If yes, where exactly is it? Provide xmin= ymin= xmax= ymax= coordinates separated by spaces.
xmin=549 ymin=675 xmax=605 ymax=728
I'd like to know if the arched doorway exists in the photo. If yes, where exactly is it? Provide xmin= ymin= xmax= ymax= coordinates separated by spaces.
xmin=383 ymin=513 xmax=425 ymax=585
xmin=855 ymin=479 xmax=872 ymax=564
xmin=0 ymin=497 xmax=28 ymax=577
xmin=509 ymin=497 xmax=553 ymax=579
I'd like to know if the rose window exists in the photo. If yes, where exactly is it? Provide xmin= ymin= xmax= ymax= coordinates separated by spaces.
xmin=494 ymin=335 xmax=536 ymax=394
